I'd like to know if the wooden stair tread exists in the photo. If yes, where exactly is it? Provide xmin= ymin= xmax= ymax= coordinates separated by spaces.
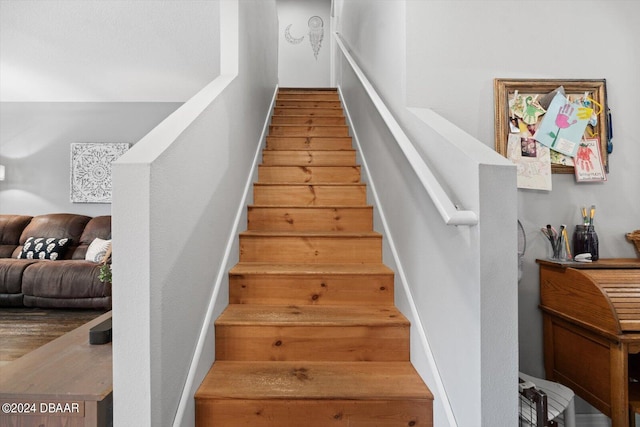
xmin=274 ymin=107 xmax=344 ymax=118
xmin=278 ymin=87 xmax=338 ymax=92
xmin=230 ymin=262 xmax=392 ymax=275
xmin=216 ymin=305 xmax=408 ymax=326
xmin=228 ymin=262 xmax=394 ymax=307
xmin=258 ymin=165 xmax=361 ymax=184
xmin=270 ymin=124 xmax=348 ymax=128
xmin=252 ymin=184 xmax=368 ymax=206
xmin=247 ymin=205 xmax=373 ymax=232
xmin=272 ymin=108 xmax=345 ymax=117
xmin=196 ymin=361 xmax=432 ymax=401
xmin=248 ymin=204 xmax=370 ymax=209
xmin=254 ymin=182 xmax=365 ymax=187
xmin=256 ymin=179 xmax=363 ymax=185
xmin=240 ymin=230 xmax=381 ymax=238
xmin=265 ymin=136 xmax=353 ymax=150
xmin=271 ymin=117 xmax=346 ymax=125
xmin=262 ymin=150 xmax=356 ymax=166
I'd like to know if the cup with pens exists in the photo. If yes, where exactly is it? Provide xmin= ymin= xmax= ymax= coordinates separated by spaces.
xmin=572 ymin=205 xmax=599 ymax=261
xmin=542 ymin=224 xmax=572 ymax=261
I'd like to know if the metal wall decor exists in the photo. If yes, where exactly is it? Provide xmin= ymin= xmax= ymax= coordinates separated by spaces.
xmin=308 ymin=16 xmax=324 ymax=60
xmin=284 ymin=24 xmax=305 ymax=44
xmin=70 ymin=142 xmax=130 ymax=203
xmin=283 ymin=15 xmax=325 ymax=60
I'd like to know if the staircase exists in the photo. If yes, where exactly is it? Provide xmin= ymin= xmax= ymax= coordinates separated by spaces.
xmin=195 ymin=88 xmax=433 ymax=426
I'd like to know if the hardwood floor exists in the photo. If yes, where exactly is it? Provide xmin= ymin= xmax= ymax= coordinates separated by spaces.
xmin=0 ymin=307 xmax=106 ymax=367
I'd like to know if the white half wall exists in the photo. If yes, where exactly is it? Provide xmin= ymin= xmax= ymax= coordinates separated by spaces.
xmin=112 ymin=1 xmax=278 ymax=425
xmin=277 ymin=0 xmax=331 ymax=87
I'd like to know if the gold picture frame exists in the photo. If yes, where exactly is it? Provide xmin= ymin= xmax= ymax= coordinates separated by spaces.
xmin=494 ymin=78 xmax=609 ymax=174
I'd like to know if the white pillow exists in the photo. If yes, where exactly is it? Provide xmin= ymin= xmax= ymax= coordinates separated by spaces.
xmin=85 ymin=238 xmax=112 ymax=263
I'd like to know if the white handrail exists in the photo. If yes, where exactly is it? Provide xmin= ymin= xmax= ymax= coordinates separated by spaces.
xmin=334 ymin=33 xmax=478 ymax=226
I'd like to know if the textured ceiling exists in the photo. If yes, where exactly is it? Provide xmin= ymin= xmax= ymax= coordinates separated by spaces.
xmin=0 ymin=0 xmax=220 ymax=102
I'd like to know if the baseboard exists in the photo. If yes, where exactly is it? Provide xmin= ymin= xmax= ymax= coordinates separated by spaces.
xmin=575 ymin=413 xmax=612 ymax=427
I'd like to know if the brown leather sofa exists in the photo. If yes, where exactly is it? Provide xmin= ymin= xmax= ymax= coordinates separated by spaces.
xmin=0 ymin=213 xmax=112 ymax=309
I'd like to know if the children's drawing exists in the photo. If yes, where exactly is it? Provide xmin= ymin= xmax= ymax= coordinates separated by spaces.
xmin=507 ymin=134 xmax=552 ymax=191
xmin=534 ymin=92 xmax=592 ymax=157
xmin=284 ymin=24 xmax=305 ymax=45
xmin=574 ymin=138 xmax=607 ymax=182
xmin=308 ymin=16 xmax=324 ymax=60
xmin=521 ymin=96 xmax=546 ymax=124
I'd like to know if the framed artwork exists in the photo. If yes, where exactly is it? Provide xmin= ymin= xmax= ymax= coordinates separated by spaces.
xmin=494 ymin=79 xmax=609 ymax=174
xmin=70 ymin=142 xmax=130 ymax=203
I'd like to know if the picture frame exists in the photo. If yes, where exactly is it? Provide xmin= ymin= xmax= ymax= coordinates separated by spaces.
xmin=70 ymin=142 xmax=130 ymax=203
xmin=494 ymin=79 xmax=609 ymax=174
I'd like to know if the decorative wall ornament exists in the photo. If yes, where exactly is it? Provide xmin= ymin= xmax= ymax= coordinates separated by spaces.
xmin=284 ymin=24 xmax=305 ymax=45
xmin=70 ymin=142 xmax=130 ymax=203
xmin=308 ymin=16 xmax=324 ymax=60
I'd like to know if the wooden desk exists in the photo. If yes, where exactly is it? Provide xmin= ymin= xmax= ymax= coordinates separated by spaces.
xmin=538 ymin=258 xmax=640 ymax=427
xmin=0 ymin=311 xmax=112 ymax=427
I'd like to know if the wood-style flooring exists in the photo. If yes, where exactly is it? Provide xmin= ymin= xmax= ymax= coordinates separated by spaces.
xmin=0 ymin=308 xmax=106 ymax=367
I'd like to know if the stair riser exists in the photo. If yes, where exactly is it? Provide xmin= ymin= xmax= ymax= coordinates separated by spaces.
xmin=229 ymin=273 xmax=394 ymax=306
xmin=273 ymin=107 xmax=345 ymax=117
xmin=196 ymin=399 xmax=431 ymax=427
xmin=266 ymin=136 xmax=352 ymax=150
xmin=277 ymin=93 xmax=340 ymax=101
xmin=215 ymin=325 xmax=409 ymax=361
xmin=258 ymin=166 xmax=361 ymax=183
xmin=239 ymin=235 xmax=382 ymax=263
xmin=253 ymin=184 xmax=367 ymax=205
xmin=248 ymin=206 xmax=372 ymax=232
xmin=271 ymin=116 xmax=346 ymax=125
xmin=275 ymin=100 xmax=342 ymax=108
xmin=262 ymin=150 xmax=356 ymax=166
xmin=269 ymin=125 xmax=350 ymax=137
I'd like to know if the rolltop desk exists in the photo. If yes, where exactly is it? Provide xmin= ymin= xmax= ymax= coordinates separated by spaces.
xmin=538 ymin=258 xmax=640 ymax=427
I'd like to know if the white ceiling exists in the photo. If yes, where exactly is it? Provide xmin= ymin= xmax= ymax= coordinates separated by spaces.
xmin=0 ymin=0 xmax=220 ymax=102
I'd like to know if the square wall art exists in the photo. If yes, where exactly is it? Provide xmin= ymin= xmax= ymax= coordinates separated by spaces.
xmin=70 ymin=142 xmax=130 ymax=203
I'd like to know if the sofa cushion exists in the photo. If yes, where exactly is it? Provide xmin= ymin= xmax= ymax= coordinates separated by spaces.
xmin=85 ymin=238 xmax=111 ymax=263
xmin=21 ymin=260 xmax=111 ymax=300
xmin=73 ymin=216 xmax=112 ymax=260
xmin=17 ymin=237 xmax=71 ymax=260
xmin=0 ymin=215 xmax=32 ymax=258
xmin=15 ymin=214 xmax=91 ymax=259
xmin=0 ymin=259 xmax=38 ymax=294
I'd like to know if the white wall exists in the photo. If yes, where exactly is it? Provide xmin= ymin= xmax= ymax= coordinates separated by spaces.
xmin=333 ymin=1 xmax=518 ymax=425
xmin=277 ymin=0 xmax=331 ymax=87
xmin=404 ymin=0 xmax=640 ymax=417
xmin=0 ymin=103 xmax=179 ymax=216
xmin=0 ymin=0 xmax=221 ymax=216
xmin=112 ymin=1 xmax=279 ymax=425
xmin=0 ymin=0 xmax=220 ymax=102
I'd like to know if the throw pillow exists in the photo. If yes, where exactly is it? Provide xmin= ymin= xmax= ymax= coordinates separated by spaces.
xmin=85 ymin=237 xmax=112 ymax=263
xmin=18 ymin=237 xmax=71 ymax=260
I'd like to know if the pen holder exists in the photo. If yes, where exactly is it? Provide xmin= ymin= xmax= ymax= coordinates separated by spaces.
xmin=547 ymin=236 xmax=569 ymax=261
xmin=573 ymin=225 xmax=599 ymax=261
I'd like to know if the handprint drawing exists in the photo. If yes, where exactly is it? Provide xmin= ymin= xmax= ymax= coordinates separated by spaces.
xmin=576 ymin=143 xmax=594 ymax=171
xmin=521 ymin=96 xmax=545 ymax=124
xmin=549 ymin=103 xmax=577 ymax=147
